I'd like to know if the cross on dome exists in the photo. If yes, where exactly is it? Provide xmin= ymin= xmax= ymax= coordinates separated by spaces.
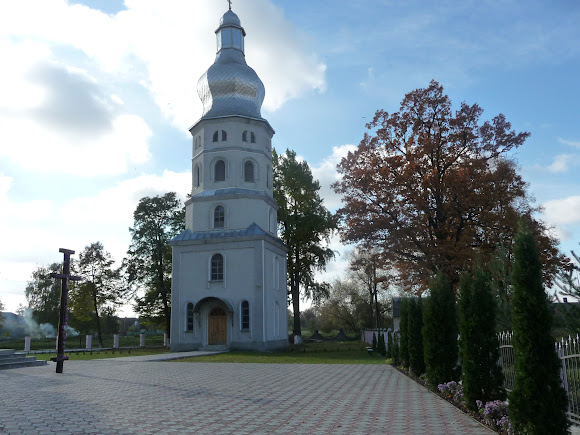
xmin=228 ymin=0 xmax=232 ymax=10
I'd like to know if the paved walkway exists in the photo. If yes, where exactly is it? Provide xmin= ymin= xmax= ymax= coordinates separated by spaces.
xmin=0 ymin=356 xmax=493 ymax=434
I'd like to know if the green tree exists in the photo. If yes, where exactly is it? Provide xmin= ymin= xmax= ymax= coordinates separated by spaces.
xmin=509 ymin=223 xmax=569 ymax=434
xmin=423 ymin=273 xmax=459 ymax=388
xmin=273 ymin=149 xmax=336 ymax=337
xmin=124 ymin=192 xmax=184 ymax=339
xmin=377 ymin=332 xmax=386 ymax=357
xmin=392 ymin=332 xmax=400 ymax=365
xmin=408 ymin=297 xmax=425 ymax=376
xmin=458 ymin=270 xmax=504 ymax=410
xmin=73 ymin=242 xmax=121 ymax=347
xmin=399 ymin=298 xmax=410 ymax=369
xmin=25 ymin=263 xmax=62 ymax=328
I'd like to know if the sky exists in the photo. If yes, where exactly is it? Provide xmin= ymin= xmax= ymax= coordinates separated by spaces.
xmin=1 ymin=0 xmax=579 ymax=315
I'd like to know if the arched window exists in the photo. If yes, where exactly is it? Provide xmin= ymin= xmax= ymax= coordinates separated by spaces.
xmin=244 ymin=161 xmax=254 ymax=182
xmin=213 ymin=131 xmax=219 ymax=142
xmin=186 ymin=302 xmax=194 ymax=332
xmin=242 ymin=131 xmax=248 ymax=142
xmin=241 ymin=301 xmax=250 ymax=330
xmin=250 ymin=132 xmax=256 ymax=143
xmin=194 ymin=165 xmax=201 ymax=187
xmin=221 ymin=130 xmax=227 ymax=141
xmin=211 ymin=254 xmax=224 ymax=281
xmin=214 ymin=205 xmax=224 ymax=228
xmin=214 ymin=160 xmax=225 ymax=181
xmin=275 ymin=302 xmax=280 ymax=337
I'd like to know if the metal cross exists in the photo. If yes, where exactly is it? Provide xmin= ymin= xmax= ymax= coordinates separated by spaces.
xmin=228 ymin=0 xmax=232 ymax=10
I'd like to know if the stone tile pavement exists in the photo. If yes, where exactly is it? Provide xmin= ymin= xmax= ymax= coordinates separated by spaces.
xmin=0 ymin=356 xmax=494 ymax=434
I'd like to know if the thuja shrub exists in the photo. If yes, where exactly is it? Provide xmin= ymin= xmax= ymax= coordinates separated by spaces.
xmin=458 ymin=270 xmax=505 ymax=410
xmin=392 ymin=333 xmax=400 ymax=365
xmin=372 ymin=332 xmax=377 ymax=351
xmin=423 ymin=273 xmax=459 ymax=389
xmin=509 ymin=223 xmax=569 ymax=435
xmin=399 ymin=298 xmax=410 ymax=369
xmin=377 ymin=332 xmax=386 ymax=356
xmin=387 ymin=330 xmax=393 ymax=358
xmin=407 ymin=297 xmax=425 ymax=376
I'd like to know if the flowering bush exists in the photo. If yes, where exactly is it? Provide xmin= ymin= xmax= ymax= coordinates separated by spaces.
xmin=477 ymin=400 xmax=513 ymax=434
xmin=437 ymin=381 xmax=464 ymax=403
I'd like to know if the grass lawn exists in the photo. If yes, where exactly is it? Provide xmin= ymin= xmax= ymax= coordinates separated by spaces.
xmin=172 ymin=341 xmax=388 ymax=365
xmin=32 ymin=348 xmax=171 ymax=361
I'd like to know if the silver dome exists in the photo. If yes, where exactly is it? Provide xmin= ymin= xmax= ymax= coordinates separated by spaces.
xmin=197 ymin=10 xmax=265 ymax=119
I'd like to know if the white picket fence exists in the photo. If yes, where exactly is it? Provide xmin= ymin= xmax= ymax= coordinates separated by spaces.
xmin=498 ymin=331 xmax=580 ymax=426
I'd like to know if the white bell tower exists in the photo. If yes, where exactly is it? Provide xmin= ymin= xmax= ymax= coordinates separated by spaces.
xmin=170 ymin=8 xmax=288 ymax=351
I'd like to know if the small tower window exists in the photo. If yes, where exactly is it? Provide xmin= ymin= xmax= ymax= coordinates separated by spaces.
xmin=242 ymin=131 xmax=248 ymax=142
xmin=241 ymin=301 xmax=249 ymax=330
xmin=214 ymin=205 xmax=224 ymax=228
xmin=186 ymin=302 xmax=194 ymax=332
xmin=211 ymin=254 xmax=224 ymax=281
xmin=222 ymin=130 xmax=227 ymax=141
xmin=266 ymin=165 xmax=271 ymax=188
xmin=250 ymin=132 xmax=256 ymax=143
xmin=244 ymin=161 xmax=254 ymax=182
xmin=213 ymin=131 xmax=219 ymax=142
xmin=194 ymin=165 xmax=201 ymax=187
xmin=215 ymin=160 xmax=225 ymax=181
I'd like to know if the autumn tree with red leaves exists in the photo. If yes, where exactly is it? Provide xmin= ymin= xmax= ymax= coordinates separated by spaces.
xmin=333 ymin=80 xmax=561 ymax=291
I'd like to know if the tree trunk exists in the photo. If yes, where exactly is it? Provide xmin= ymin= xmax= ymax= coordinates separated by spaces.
xmin=292 ymin=281 xmax=301 ymax=337
xmin=91 ymin=283 xmax=103 ymax=348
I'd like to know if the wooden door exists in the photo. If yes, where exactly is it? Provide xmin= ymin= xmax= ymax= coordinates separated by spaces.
xmin=208 ymin=307 xmax=227 ymax=345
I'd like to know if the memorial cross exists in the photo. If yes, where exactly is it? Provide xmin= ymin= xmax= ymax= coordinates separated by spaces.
xmin=51 ymin=248 xmax=81 ymax=373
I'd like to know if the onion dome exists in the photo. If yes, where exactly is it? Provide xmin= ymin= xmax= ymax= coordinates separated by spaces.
xmin=197 ymin=10 xmax=265 ymax=119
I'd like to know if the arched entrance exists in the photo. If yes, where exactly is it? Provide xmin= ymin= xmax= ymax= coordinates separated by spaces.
xmin=208 ymin=307 xmax=227 ymax=345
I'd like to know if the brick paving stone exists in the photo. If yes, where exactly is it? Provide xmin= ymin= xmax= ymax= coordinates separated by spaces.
xmin=0 ymin=358 xmax=493 ymax=434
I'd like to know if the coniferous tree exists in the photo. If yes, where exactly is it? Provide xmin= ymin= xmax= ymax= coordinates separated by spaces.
xmin=509 ymin=223 xmax=569 ymax=434
xmin=387 ymin=330 xmax=393 ymax=358
xmin=458 ymin=270 xmax=505 ymax=410
xmin=399 ymin=298 xmax=410 ymax=369
xmin=423 ymin=273 xmax=459 ymax=388
xmin=408 ymin=297 xmax=425 ymax=376
xmin=372 ymin=332 xmax=377 ymax=351
xmin=392 ymin=333 xmax=400 ymax=365
xmin=377 ymin=332 xmax=386 ymax=356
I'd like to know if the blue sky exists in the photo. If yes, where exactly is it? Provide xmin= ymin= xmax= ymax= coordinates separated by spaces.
xmin=1 ymin=0 xmax=579 ymax=314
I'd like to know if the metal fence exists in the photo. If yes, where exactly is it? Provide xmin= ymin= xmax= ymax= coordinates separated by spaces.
xmin=498 ymin=331 xmax=580 ymax=426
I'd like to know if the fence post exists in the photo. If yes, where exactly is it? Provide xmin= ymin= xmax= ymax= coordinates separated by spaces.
xmin=86 ymin=334 xmax=92 ymax=350
xmin=24 ymin=336 xmax=31 ymax=352
xmin=140 ymin=333 xmax=145 ymax=348
xmin=113 ymin=334 xmax=119 ymax=349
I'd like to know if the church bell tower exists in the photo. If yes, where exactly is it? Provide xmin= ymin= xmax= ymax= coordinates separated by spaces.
xmin=170 ymin=7 xmax=288 ymax=351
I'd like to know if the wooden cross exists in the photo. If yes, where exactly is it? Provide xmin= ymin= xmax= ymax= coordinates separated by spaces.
xmin=51 ymin=248 xmax=81 ymax=373
xmin=228 ymin=0 xmax=232 ymax=10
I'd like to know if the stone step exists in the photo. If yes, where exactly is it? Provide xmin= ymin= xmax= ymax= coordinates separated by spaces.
xmin=0 ymin=360 xmax=47 ymax=370
xmin=0 ymin=348 xmax=47 ymax=370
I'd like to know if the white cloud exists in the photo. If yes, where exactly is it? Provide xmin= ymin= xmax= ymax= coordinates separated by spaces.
xmin=543 ymin=196 xmax=580 ymax=227
xmin=547 ymin=154 xmax=574 ymax=173
xmin=0 ymin=1 xmax=326 ymax=130
xmin=0 ymin=170 xmax=190 ymax=312
xmin=310 ymin=144 xmax=357 ymax=211
xmin=558 ymin=137 xmax=580 ymax=148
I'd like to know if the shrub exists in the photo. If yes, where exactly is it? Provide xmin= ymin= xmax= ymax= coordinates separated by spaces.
xmin=437 ymin=380 xmax=463 ymax=403
xmin=377 ymin=332 xmax=386 ymax=356
xmin=509 ymin=223 xmax=569 ymax=434
xmin=372 ymin=332 xmax=377 ymax=351
xmin=399 ymin=298 xmax=410 ymax=369
xmin=408 ymin=297 xmax=425 ymax=376
xmin=423 ymin=273 xmax=459 ymax=388
xmin=392 ymin=333 xmax=400 ymax=365
xmin=458 ymin=270 xmax=505 ymax=410
xmin=386 ymin=330 xmax=393 ymax=358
